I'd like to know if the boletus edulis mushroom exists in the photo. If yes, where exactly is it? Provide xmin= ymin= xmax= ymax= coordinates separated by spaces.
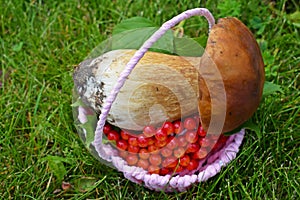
xmin=73 ymin=17 xmax=264 ymax=134
xmin=199 ymin=17 xmax=265 ymax=133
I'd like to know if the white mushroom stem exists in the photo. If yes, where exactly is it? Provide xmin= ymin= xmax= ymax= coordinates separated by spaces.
xmin=75 ymin=49 xmax=202 ymax=130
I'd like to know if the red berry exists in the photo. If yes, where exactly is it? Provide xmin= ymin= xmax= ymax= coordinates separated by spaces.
xmin=137 ymin=135 xmax=148 ymax=148
xmin=186 ymin=159 xmax=199 ymax=171
xmin=107 ymin=130 xmax=120 ymax=141
xmin=193 ymin=115 xmax=200 ymax=123
xmin=137 ymin=159 xmax=149 ymax=170
xmin=185 ymin=130 xmax=198 ymax=143
xmin=177 ymin=136 xmax=188 ymax=147
xmin=173 ymin=147 xmax=185 ymax=158
xmin=143 ymin=125 xmax=156 ymax=137
xmin=155 ymin=128 xmax=167 ymax=141
xmin=162 ymin=156 xmax=178 ymax=168
xmin=173 ymin=120 xmax=183 ymax=134
xmin=166 ymin=137 xmax=178 ymax=149
xmin=103 ymin=124 xmax=112 ymax=135
xmin=179 ymin=154 xmax=190 ymax=167
xmin=126 ymin=154 xmax=138 ymax=165
xmin=148 ymin=165 xmax=160 ymax=174
xmin=148 ymin=145 xmax=159 ymax=154
xmin=212 ymin=134 xmax=228 ymax=151
xmin=120 ymin=130 xmax=130 ymax=140
xmin=167 ymin=136 xmax=174 ymax=142
xmin=128 ymin=145 xmax=140 ymax=153
xmin=128 ymin=137 xmax=138 ymax=146
xmin=219 ymin=134 xmax=229 ymax=143
xmin=199 ymin=137 xmax=211 ymax=148
xmin=147 ymin=137 xmax=155 ymax=146
xmin=162 ymin=121 xmax=174 ymax=135
xmin=160 ymin=147 xmax=173 ymax=157
xmin=186 ymin=142 xmax=200 ymax=153
xmin=173 ymin=165 xmax=184 ymax=173
xmin=139 ymin=148 xmax=150 ymax=159
xmin=184 ymin=117 xmax=197 ymax=130
xmin=192 ymin=148 xmax=208 ymax=160
xmin=212 ymin=142 xmax=222 ymax=151
xmin=118 ymin=150 xmax=128 ymax=158
xmin=155 ymin=139 xmax=167 ymax=148
xmin=208 ymin=134 xmax=219 ymax=142
xmin=197 ymin=126 xmax=206 ymax=137
xmin=159 ymin=167 xmax=170 ymax=175
xmin=116 ymin=139 xmax=128 ymax=150
xmin=149 ymin=154 xmax=162 ymax=166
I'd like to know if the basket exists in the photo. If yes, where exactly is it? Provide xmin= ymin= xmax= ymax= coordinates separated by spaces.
xmin=72 ymin=8 xmax=245 ymax=192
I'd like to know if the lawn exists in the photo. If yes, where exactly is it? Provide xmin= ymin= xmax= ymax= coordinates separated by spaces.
xmin=0 ymin=0 xmax=299 ymax=199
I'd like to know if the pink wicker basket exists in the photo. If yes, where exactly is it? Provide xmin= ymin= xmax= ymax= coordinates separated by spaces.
xmin=73 ymin=8 xmax=245 ymax=192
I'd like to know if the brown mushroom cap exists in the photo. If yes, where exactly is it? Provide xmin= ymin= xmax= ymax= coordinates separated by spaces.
xmin=198 ymin=17 xmax=265 ymax=133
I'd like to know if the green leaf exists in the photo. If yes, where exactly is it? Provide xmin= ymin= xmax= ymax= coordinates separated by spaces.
xmin=74 ymin=177 xmax=97 ymax=192
xmin=89 ymin=17 xmax=168 ymax=58
xmin=71 ymin=97 xmax=85 ymax=107
xmin=42 ymin=156 xmax=72 ymax=182
xmin=287 ymin=11 xmax=300 ymax=28
xmin=224 ymin=119 xmax=260 ymax=137
xmin=263 ymin=81 xmax=283 ymax=97
xmin=111 ymin=27 xmax=174 ymax=54
xmin=113 ymin=17 xmax=156 ymax=35
xmin=192 ymin=35 xmax=208 ymax=48
xmin=242 ymin=120 xmax=260 ymax=136
xmin=111 ymin=16 xmax=175 ymax=54
xmin=12 ymin=42 xmax=24 ymax=52
xmin=250 ymin=16 xmax=266 ymax=35
xmin=262 ymin=51 xmax=275 ymax=66
xmin=173 ymin=37 xmax=204 ymax=57
xmin=80 ymin=114 xmax=97 ymax=148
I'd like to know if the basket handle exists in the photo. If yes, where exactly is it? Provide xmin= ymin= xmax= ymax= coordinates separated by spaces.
xmin=92 ymin=8 xmax=215 ymax=161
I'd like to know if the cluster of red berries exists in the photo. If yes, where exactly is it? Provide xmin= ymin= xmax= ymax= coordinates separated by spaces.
xmin=103 ymin=115 xmax=228 ymax=175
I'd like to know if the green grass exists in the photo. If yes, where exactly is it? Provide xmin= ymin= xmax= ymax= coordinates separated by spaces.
xmin=1 ymin=0 xmax=299 ymax=199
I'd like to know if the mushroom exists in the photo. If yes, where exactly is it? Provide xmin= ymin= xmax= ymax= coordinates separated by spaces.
xmin=73 ymin=17 xmax=264 ymax=133
xmin=198 ymin=17 xmax=265 ymax=133
xmin=73 ymin=50 xmax=200 ymax=130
